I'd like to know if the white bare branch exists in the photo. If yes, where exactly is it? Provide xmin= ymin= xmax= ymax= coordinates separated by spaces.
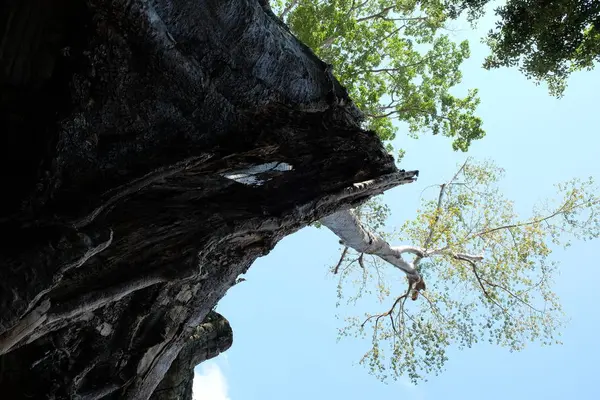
xmin=320 ymin=209 xmax=421 ymax=282
xmin=391 ymin=245 xmax=426 ymax=257
xmin=320 ymin=207 xmax=487 ymax=289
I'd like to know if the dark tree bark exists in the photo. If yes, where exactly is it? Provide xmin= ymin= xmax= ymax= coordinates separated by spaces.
xmin=0 ymin=0 xmax=415 ymax=399
xmin=149 ymin=311 xmax=233 ymax=400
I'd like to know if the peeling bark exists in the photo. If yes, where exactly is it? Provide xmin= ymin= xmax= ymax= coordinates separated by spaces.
xmin=0 ymin=0 xmax=415 ymax=399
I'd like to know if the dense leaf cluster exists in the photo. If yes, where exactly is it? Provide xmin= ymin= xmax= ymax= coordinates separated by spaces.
xmin=452 ymin=0 xmax=600 ymax=96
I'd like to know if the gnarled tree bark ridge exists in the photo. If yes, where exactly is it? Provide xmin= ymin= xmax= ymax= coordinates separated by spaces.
xmin=0 ymin=0 xmax=416 ymax=398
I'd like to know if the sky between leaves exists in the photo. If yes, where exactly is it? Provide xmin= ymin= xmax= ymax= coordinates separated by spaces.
xmin=193 ymin=5 xmax=600 ymax=400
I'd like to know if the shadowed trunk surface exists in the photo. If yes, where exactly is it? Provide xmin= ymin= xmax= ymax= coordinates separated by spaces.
xmin=0 ymin=0 xmax=413 ymax=398
xmin=150 ymin=311 xmax=233 ymax=400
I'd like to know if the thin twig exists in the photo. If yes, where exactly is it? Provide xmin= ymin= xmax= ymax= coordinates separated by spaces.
xmin=358 ymin=253 xmax=366 ymax=269
xmin=478 ymin=276 xmax=544 ymax=314
xmin=420 ymin=292 xmax=449 ymax=325
xmin=423 ymin=159 xmax=470 ymax=251
xmin=356 ymin=6 xmax=394 ymax=22
xmin=364 ymin=110 xmax=400 ymax=119
xmin=333 ymin=247 xmax=349 ymax=274
xmin=464 ymin=198 xmax=600 ymax=244
xmin=361 ymin=283 xmax=412 ymax=328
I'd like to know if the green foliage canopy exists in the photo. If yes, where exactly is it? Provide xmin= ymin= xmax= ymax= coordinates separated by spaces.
xmin=334 ymin=160 xmax=600 ymax=382
xmin=272 ymin=0 xmax=485 ymax=152
xmin=450 ymin=0 xmax=600 ymax=96
xmin=267 ymin=0 xmax=600 ymax=385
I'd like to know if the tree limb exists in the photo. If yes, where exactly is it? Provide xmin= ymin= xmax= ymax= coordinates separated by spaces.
xmin=453 ymin=253 xmax=543 ymax=315
xmin=364 ymin=110 xmax=400 ymax=119
xmin=391 ymin=245 xmax=426 ymax=257
xmin=434 ymin=196 xmax=600 ymax=253
xmin=321 ymin=210 xmax=421 ymax=282
xmin=453 ymin=254 xmax=506 ymax=312
xmin=356 ymin=6 xmax=394 ymax=23
xmin=423 ymin=158 xmax=470 ymax=250
xmin=349 ymin=0 xmax=369 ymax=13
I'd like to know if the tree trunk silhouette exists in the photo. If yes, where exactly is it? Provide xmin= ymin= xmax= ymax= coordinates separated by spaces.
xmin=0 ymin=0 xmax=415 ymax=398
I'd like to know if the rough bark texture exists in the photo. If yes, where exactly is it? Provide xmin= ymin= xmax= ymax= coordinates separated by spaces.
xmin=150 ymin=311 xmax=233 ymax=400
xmin=0 ymin=0 xmax=413 ymax=398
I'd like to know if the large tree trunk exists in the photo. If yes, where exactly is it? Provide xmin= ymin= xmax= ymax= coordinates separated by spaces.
xmin=0 ymin=0 xmax=415 ymax=398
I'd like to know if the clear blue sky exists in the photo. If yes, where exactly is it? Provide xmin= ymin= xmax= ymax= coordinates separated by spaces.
xmin=193 ymin=9 xmax=600 ymax=400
